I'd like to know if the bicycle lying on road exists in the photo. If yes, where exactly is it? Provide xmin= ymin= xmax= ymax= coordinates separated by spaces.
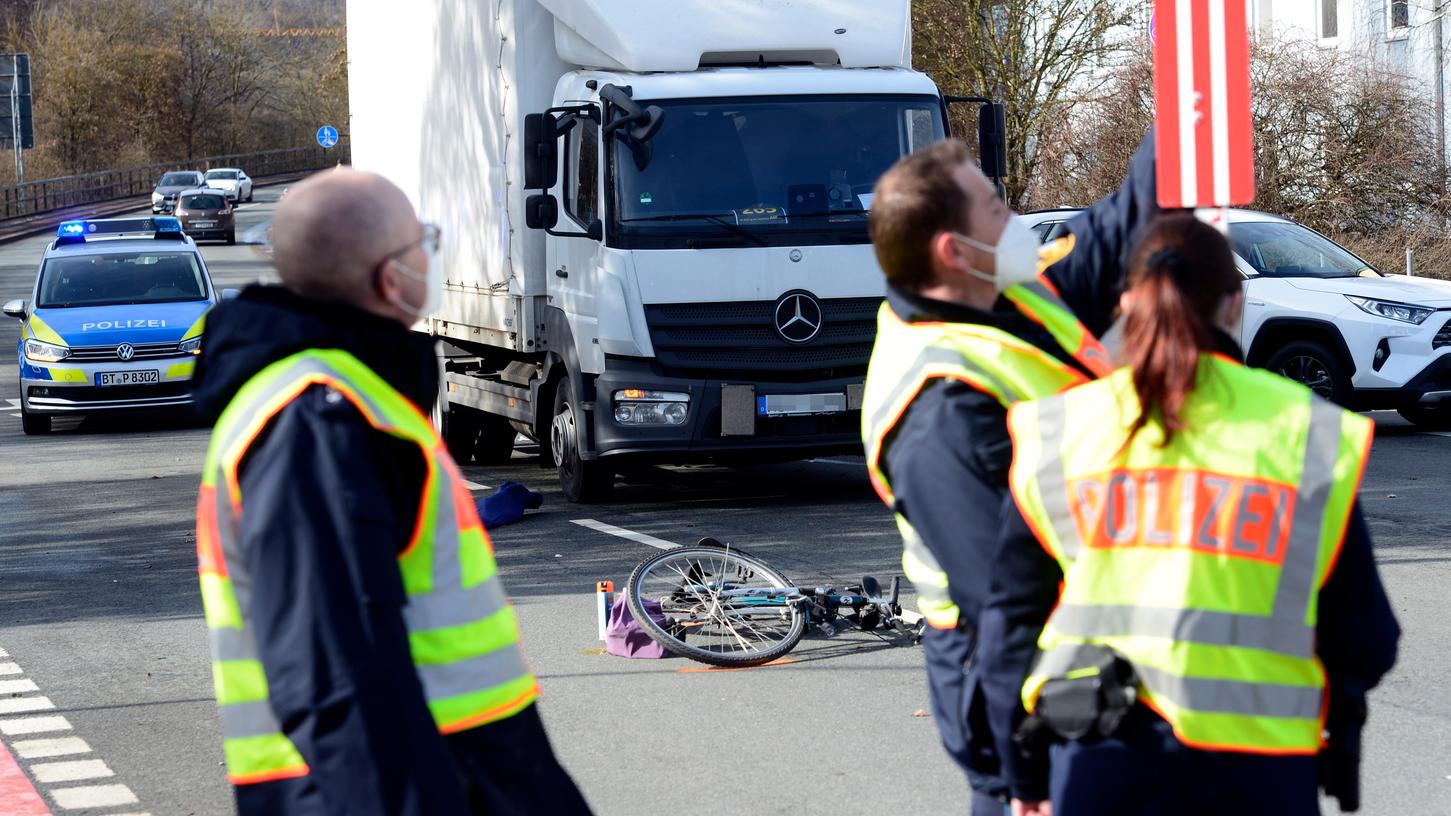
xmin=624 ymin=538 xmax=925 ymax=668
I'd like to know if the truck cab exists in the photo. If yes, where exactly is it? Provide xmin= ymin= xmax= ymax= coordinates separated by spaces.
xmin=347 ymin=0 xmax=999 ymax=501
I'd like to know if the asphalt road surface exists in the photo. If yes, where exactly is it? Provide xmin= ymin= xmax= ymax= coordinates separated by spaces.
xmin=0 ymin=191 xmax=1447 ymax=815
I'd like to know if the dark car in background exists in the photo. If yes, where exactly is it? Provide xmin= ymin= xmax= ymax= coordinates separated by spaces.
xmin=173 ymin=189 xmax=235 ymax=244
xmin=152 ymin=171 xmax=205 ymax=214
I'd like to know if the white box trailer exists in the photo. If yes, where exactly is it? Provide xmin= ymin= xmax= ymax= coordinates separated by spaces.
xmin=347 ymin=0 xmax=1003 ymax=501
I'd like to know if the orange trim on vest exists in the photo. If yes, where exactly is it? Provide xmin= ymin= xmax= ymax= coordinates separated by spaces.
xmin=437 ymin=681 xmax=542 ymax=736
xmin=396 ymin=445 xmax=438 ymax=562
xmin=227 ymin=762 xmax=310 ymax=786
xmin=196 ymin=485 xmax=226 ymax=577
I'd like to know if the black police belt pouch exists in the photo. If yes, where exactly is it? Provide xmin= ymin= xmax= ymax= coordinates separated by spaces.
xmin=1028 ymin=645 xmax=1139 ymax=742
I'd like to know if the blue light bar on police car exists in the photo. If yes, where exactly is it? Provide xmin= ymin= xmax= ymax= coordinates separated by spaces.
xmin=54 ymin=217 xmax=188 ymax=244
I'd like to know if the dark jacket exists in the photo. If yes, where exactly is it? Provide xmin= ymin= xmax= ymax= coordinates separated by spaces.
xmin=880 ymin=133 xmax=1159 ymax=796
xmin=977 ymin=334 xmax=1401 ymax=801
xmin=192 ymin=286 xmax=589 ymax=816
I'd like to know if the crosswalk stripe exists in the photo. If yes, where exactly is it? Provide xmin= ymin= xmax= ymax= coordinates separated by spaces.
xmin=31 ymin=759 xmax=114 ymax=784
xmin=0 ymin=679 xmax=40 ymax=695
xmin=11 ymin=737 xmax=89 ymax=759
xmin=0 ymin=663 xmax=21 ymax=675
xmin=49 ymin=783 xmax=138 ymax=810
xmin=0 ymin=716 xmax=72 ymax=736
xmin=0 ymin=697 xmax=54 ymax=715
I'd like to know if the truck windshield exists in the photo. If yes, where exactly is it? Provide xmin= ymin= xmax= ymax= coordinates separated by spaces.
xmin=1229 ymin=221 xmax=1382 ymax=278
xmin=612 ymin=95 xmax=945 ymax=248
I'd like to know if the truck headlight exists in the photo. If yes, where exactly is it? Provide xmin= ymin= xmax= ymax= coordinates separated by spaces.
xmin=1346 ymin=296 xmax=1434 ymax=325
xmin=24 ymin=338 xmax=70 ymax=362
xmin=613 ymin=389 xmax=689 ymax=425
xmin=178 ymin=336 xmax=203 ymax=354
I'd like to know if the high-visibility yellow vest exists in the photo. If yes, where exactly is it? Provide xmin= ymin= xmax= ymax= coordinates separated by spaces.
xmin=1007 ymin=354 xmax=1372 ymax=754
xmin=862 ymin=240 xmax=1113 ymax=630
xmin=196 ymin=349 xmax=539 ymax=786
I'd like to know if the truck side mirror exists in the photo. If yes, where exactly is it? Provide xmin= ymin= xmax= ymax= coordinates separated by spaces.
xmin=978 ymin=102 xmax=1007 ymax=184
xmin=525 ymin=194 xmax=559 ymax=230
xmin=524 ymin=113 xmax=559 ymax=190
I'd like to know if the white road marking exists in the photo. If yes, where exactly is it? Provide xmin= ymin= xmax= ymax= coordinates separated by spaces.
xmin=0 ymin=715 xmax=72 ymax=735
xmin=0 ymin=696 xmax=55 ymax=715
xmin=30 ymin=759 xmax=114 ymax=783
xmin=49 ymin=783 xmax=139 ymax=810
xmin=811 ymin=458 xmax=863 ymax=466
xmin=571 ymin=519 xmax=679 ymax=551
xmin=0 ymin=662 xmax=21 ymax=675
xmin=0 ymin=648 xmax=7 ymax=657
xmin=463 ymin=480 xmax=490 ymax=491
xmin=11 ymin=737 xmax=90 ymax=759
xmin=0 ymin=678 xmax=40 ymax=695
xmin=1424 ymin=431 xmax=1451 ymax=438
xmin=4 ymin=398 xmax=19 ymax=418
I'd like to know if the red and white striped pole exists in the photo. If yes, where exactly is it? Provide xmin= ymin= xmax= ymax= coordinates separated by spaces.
xmin=1154 ymin=0 xmax=1255 ymax=209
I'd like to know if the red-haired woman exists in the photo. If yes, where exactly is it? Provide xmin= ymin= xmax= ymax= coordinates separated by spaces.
xmin=979 ymin=213 xmax=1399 ymax=816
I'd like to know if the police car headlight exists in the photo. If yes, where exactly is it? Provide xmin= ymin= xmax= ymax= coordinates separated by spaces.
xmin=24 ymin=339 xmax=70 ymax=362
xmin=613 ymin=389 xmax=689 ymax=425
xmin=1346 ymin=296 xmax=1434 ymax=325
xmin=178 ymin=336 xmax=203 ymax=354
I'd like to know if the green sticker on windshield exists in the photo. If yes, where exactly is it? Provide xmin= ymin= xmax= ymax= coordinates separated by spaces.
xmin=640 ymin=192 xmax=654 ymax=205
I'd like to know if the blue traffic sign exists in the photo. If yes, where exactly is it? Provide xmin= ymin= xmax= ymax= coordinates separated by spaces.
xmin=316 ymin=125 xmax=339 ymax=149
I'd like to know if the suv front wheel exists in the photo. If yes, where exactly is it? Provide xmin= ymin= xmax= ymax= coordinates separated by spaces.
xmin=1265 ymin=341 xmax=1350 ymax=406
xmin=1397 ymin=405 xmax=1451 ymax=430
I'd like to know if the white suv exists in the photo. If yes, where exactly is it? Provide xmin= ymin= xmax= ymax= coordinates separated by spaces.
xmin=1024 ymin=208 xmax=1451 ymax=428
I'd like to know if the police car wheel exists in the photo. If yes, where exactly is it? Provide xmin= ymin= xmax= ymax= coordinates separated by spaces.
xmin=226 ymin=231 xmax=236 ymax=245
xmin=20 ymin=403 xmax=51 ymax=435
xmin=551 ymin=378 xmax=613 ymax=503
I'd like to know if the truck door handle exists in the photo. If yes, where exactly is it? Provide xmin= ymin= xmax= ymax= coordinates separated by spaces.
xmin=555 ymin=268 xmax=568 ymax=279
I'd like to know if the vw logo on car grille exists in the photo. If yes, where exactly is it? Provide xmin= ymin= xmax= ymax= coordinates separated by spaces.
xmin=116 ymin=343 xmax=135 ymax=361
xmin=773 ymin=291 xmax=824 ymax=344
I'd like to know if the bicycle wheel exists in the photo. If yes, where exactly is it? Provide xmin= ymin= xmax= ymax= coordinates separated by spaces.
xmin=625 ymin=544 xmax=807 ymax=668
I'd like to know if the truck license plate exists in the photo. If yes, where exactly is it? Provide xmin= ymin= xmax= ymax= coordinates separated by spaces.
xmin=97 ymin=370 xmax=160 ymax=387
xmin=757 ymin=392 xmax=847 ymax=417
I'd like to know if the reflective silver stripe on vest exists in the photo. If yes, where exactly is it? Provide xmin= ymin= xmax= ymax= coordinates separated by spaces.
xmin=1046 ymin=604 xmax=1315 ymax=658
xmin=866 ymin=347 xmax=1025 ymax=444
xmin=415 ymin=643 xmax=532 ymax=700
xmin=402 ymin=574 xmax=509 ymax=633
xmin=219 ymin=699 xmax=283 ymax=740
xmin=1271 ymin=398 xmax=1342 ymax=624
xmin=1030 ymin=394 xmax=1081 ymax=561
xmin=209 ymin=626 xmax=259 ymax=663
xmin=1032 ymin=643 xmax=1322 ymax=719
xmin=899 ymin=521 xmax=952 ymax=601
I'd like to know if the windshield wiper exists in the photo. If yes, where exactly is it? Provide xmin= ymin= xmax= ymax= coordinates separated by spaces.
xmin=620 ymin=213 xmax=768 ymax=247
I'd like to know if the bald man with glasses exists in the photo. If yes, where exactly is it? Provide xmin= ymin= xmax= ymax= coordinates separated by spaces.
xmin=192 ymin=170 xmax=592 ymax=816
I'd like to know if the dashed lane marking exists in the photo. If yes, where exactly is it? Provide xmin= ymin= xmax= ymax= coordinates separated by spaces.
xmin=5 ymin=398 xmax=19 ymax=418
xmin=571 ymin=519 xmax=679 ymax=551
xmin=0 ymin=646 xmax=145 ymax=813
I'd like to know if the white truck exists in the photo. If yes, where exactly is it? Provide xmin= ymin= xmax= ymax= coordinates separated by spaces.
xmin=346 ymin=0 xmax=1002 ymax=500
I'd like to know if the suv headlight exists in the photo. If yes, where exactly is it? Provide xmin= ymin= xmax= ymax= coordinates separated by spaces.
xmin=613 ymin=389 xmax=689 ymax=426
xmin=178 ymin=336 xmax=203 ymax=354
xmin=1346 ymin=296 xmax=1434 ymax=325
xmin=24 ymin=338 xmax=70 ymax=362
xmin=152 ymin=192 xmax=163 ymax=203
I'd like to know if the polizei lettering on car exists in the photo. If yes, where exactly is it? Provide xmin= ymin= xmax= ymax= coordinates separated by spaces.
xmin=81 ymin=319 xmax=168 ymax=331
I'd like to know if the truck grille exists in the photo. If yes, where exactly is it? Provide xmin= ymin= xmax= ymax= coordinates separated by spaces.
xmin=1435 ymin=317 xmax=1451 ymax=350
xmin=643 ymin=297 xmax=880 ymax=378
xmin=67 ymin=342 xmax=188 ymax=362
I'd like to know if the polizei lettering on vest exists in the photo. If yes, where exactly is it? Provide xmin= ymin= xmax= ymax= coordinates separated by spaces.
xmin=1068 ymin=467 xmax=1294 ymax=565
xmin=81 ymin=319 xmax=167 ymax=331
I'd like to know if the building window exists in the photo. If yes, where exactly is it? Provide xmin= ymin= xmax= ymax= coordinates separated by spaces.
xmin=1390 ymin=0 xmax=1409 ymax=30
xmin=1321 ymin=0 xmax=1337 ymax=38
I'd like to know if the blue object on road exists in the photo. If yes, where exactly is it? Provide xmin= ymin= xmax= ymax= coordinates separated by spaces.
xmin=316 ymin=125 xmax=339 ymax=149
xmin=475 ymin=481 xmax=543 ymax=528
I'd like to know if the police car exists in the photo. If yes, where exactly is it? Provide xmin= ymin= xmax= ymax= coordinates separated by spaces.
xmin=1 ymin=217 xmax=230 ymax=434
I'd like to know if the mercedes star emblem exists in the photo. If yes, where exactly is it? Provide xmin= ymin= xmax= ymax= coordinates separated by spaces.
xmin=116 ymin=343 xmax=135 ymax=361
xmin=774 ymin=291 xmax=824 ymax=344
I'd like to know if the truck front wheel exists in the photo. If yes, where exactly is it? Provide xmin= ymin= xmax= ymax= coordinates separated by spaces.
xmin=551 ymin=378 xmax=613 ymax=503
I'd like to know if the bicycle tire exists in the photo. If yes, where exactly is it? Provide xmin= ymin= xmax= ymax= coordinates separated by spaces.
xmin=625 ymin=545 xmax=807 ymax=668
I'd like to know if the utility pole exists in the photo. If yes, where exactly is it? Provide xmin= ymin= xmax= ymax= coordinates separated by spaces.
xmin=9 ymin=54 xmax=21 ymax=184
xmin=1437 ymin=0 xmax=1446 ymax=202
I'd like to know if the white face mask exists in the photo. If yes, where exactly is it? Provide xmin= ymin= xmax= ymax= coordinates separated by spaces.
xmin=389 ymin=248 xmax=443 ymax=319
xmin=952 ymin=215 xmax=1040 ymax=292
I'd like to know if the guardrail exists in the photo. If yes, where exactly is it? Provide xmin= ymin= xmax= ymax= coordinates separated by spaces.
xmin=0 ymin=144 xmax=351 ymax=222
